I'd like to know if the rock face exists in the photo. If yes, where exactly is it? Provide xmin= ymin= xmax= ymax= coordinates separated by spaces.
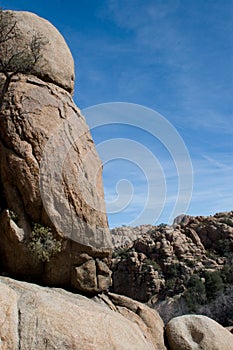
xmin=106 ymin=292 xmax=166 ymax=350
xmin=111 ymin=212 xmax=233 ymax=304
xmin=112 ymin=224 xmax=153 ymax=249
xmin=13 ymin=11 xmax=75 ymax=93
xmin=112 ymin=250 xmax=164 ymax=302
xmin=0 ymin=12 xmax=112 ymax=293
xmin=0 ymin=276 xmax=166 ymax=350
xmin=1 ymin=276 xmax=232 ymax=350
xmin=166 ymin=315 xmax=233 ymax=350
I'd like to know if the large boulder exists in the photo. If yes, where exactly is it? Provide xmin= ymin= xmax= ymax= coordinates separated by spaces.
xmin=10 ymin=11 xmax=75 ymax=93
xmin=0 ymin=11 xmax=112 ymax=293
xmin=106 ymin=292 xmax=166 ymax=350
xmin=166 ymin=314 xmax=233 ymax=350
xmin=0 ymin=73 xmax=112 ymax=292
xmin=0 ymin=276 xmax=166 ymax=350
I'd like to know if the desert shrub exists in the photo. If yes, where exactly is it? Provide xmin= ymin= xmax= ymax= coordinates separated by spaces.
xmin=221 ymin=263 xmax=233 ymax=285
xmin=165 ymin=277 xmax=178 ymax=291
xmin=199 ymin=285 xmax=233 ymax=326
xmin=216 ymin=239 xmax=231 ymax=255
xmin=112 ymin=247 xmax=130 ymax=259
xmin=154 ymin=294 xmax=190 ymax=325
xmin=184 ymin=258 xmax=196 ymax=268
xmin=206 ymin=249 xmax=218 ymax=260
xmin=184 ymin=274 xmax=206 ymax=312
xmin=143 ymin=259 xmax=162 ymax=273
xmin=164 ymin=263 xmax=181 ymax=295
xmin=205 ymin=271 xmax=224 ymax=301
xmin=157 ymin=284 xmax=233 ymax=327
xmin=28 ymin=223 xmax=62 ymax=262
xmin=158 ymin=223 xmax=166 ymax=229
xmin=219 ymin=217 xmax=233 ymax=227
xmin=9 ymin=210 xmax=18 ymax=222
xmin=166 ymin=263 xmax=180 ymax=278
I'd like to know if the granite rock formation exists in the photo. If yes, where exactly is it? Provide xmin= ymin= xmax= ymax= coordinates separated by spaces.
xmin=111 ymin=224 xmax=154 ymax=249
xmin=0 ymin=276 xmax=166 ymax=350
xmin=166 ymin=315 xmax=233 ymax=350
xmin=1 ymin=276 xmax=232 ymax=349
xmin=111 ymin=212 xmax=233 ymax=314
xmin=12 ymin=11 xmax=75 ymax=93
xmin=0 ymin=11 xmax=112 ymax=293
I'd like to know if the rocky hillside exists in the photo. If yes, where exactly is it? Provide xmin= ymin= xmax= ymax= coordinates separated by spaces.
xmin=111 ymin=211 xmax=233 ymax=324
xmin=112 ymin=224 xmax=154 ymax=249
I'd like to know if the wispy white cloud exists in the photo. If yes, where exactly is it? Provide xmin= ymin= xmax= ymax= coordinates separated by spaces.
xmin=70 ymin=1 xmax=232 ymax=226
xmin=95 ymin=0 xmax=233 ymax=133
xmin=103 ymin=147 xmax=232 ymax=227
xmin=201 ymin=154 xmax=233 ymax=171
xmin=186 ymin=152 xmax=233 ymax=217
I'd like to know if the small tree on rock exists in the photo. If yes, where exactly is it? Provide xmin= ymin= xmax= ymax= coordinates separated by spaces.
xmin=0 ymin=9 xmax=48 ymax=108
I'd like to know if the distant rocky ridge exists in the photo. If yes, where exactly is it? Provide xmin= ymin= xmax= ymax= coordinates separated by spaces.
xmin=111 ymin=212 xmax=233 ymax=249
xmin=111 ymin=211 xmax=233 ymax=324
xmin=111 ymin=224 xmax=154 ymax=249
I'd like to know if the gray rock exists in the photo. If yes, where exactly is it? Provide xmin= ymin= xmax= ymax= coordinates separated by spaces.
xmin=0 ymin=10 xmax=112 ymax=293
xmin=166 ymin=314 xmax=233 ymax=350
xmin=0 ymin=276 xmax=165 ymax=350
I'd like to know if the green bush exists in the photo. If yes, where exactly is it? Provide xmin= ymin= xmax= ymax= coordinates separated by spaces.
xmin=166 ymin=263 xmax=180 ymax=278
xmin=112 ymin=247 xmax=130 ymax=259
xmin=206 ymin=249 xmax=218 ymax=259
xmin=221 ymin=263 xmax=233 ymax=284
xmin=217 ymin=239 xmax=231 ymax=255
xmin=9 ymin=210 xmax=18 ymax=222
xmin=205 ymin=271 xmax=224 ymax=301
xmin=184 ymin=259 xmax=196 ymax=268
xmin=143 ymin=259 xmax=162 ymax=273
xmin=163 ymin=263 xmax=181 ymax=295
xmin=166 ymin=277 xmax=178 ymax=291
xmin=184 ymin=274 xmax=206 ymax=312
xmin=158 ymin=223 xmax=166 ymax=229
xmin=28 ymin=223 xmax=62 ymax=262
xmin=219 ymin=218 xmax=233 ymax=227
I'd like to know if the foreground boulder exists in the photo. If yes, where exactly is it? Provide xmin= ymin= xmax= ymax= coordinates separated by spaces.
xmin=0 ymin=11 xmax=112 ymax=293
xmin=0 ymin=276 xmax=166 ymax=350
xmin=166 ymin=314 xmax=233 ymax=350
xmin=106 ymin=292 xmax=166 ymax=350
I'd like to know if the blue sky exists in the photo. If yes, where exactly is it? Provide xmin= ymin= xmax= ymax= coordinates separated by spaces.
xmin=1 ymin=0 xmax=232 ymax=227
